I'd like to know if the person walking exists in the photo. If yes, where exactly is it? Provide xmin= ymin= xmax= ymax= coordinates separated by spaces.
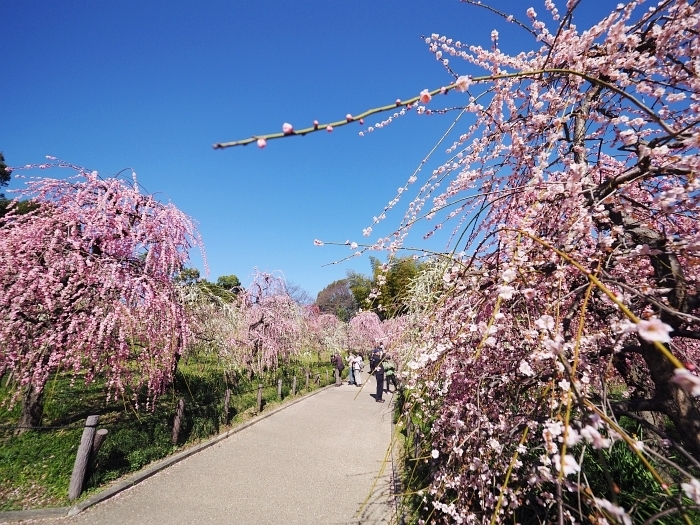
xmin=373 ymin=349 xmax=385 ymax=403
xmin=333 ymin=352 xmax=344 ymax=386
xmin=369 ymin=342 xmax=383 ymax=373
xmin=383 ymin=353 xmax=398 ymax=393
xmin=352 ymin=353 xmax=364 ymax=386
xmin=346 ymin=351 xmax=356 ymax=385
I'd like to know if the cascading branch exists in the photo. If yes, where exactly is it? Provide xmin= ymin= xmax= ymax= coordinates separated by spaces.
xmin=391 ymin=0 xmax=700 ymax=523
xmin=222 ymin=0 xmax=700 ymax=522
xmin=0 ymin=161 xmax=204 ymax=431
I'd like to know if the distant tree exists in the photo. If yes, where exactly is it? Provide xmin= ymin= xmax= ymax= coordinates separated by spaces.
xmin=176 ymin=267 xmax=201 ymax=285
xmin=242 ymin=272 xmax=304 ymax=373
xmin=216 ymin=274 xmax=242 ymax=293
xmin=0 ymin=153 xmax=44 ymax=219
xmin=285 ymin=281 xmax=313 ymax=305
xmin=0 ymin=198 xmax=39 ymax=218
xmin=316 ymin=278 xmax=357 ymax=322
xmin=369 ymin=256 xmax=424 ymax=319
xmin=0 ymin=152 xmax=10 ymax=197
xmin=348 ymin=311 xmax=384 ymax=353
xmin=199 ymin=280 xmax=238 ymax=303
xmin=346 ymin=270 xmax=373 ymax=311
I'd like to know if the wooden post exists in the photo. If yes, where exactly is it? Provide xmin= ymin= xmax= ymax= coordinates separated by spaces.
xmin=86 ymin=428 xmax=108 ymax=485
xmin=277 ymin=378 xmax=283 ymax=399
xmin=223 ymin=389 xmax=231 ymax=425
xmin=91 ymin=428 xmax=108 ymax=457
xmin=315 ymin=373 xmax=320 ymax=384
xmin=68 ymin=415 xmax=99 ymax=501
xmin=326 ymin=370 xmax=329 ymax=384
xmin=172 ymin=398 xmax=185 ymax=445
xmin=292 ymin=376 xmax=297 ymax=396
xmin=305 ymin=370 xmax=309 ymax=391
xmin=256 ymin=383 xmax=263 ymax=413
xmin=335 ymin=368 xmax=340 ymax=386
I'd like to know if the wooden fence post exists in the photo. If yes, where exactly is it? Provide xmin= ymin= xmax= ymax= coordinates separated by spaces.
xmin=68 ymin=415 xmax=99 ymax=501
xmin=292 ymin=376 xmax=297 ymax=396
xmin=172 ymin=398 xmax=185 ymax=445
xmin=223 ymin=389 xmax=231 ymax=425
xmin=334 ymin=368 xmax=340 ymax=386
xmin=85 ymin=428 xmax=109 ymax=484
xmin=256 ymin=383 xmax=263 ymax=413
xmin=326 ymin=370 xmax=329 ymax=384
xmin=91 ymin=428 xmax=108 ymax=458
xmin=315 ymin=373 xmax=320 ymax=384
xmin=305 ymin=370 xmax=309 ymax=391
xmin=277 ymin=378 xmax=283 ymax=399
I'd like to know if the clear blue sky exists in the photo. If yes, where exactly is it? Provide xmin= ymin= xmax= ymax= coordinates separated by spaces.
xmin=1 ymin=0 xmax=618 ymax=297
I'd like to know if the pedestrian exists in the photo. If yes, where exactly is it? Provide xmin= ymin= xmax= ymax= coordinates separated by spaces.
xmin=383 ymin=353 xmax=398 ymax=393
xmin=346 ymin=352 xmax=356 ymax=385
xmin=373 ymin=349 xmax=385 ymax=403
xmin=352 ymin=353 xmax=364 ymax=386
xmin=333 ymin=352 xmax=344 ymax=386
xmin=369 ymin=341 xmax=383 ymax=373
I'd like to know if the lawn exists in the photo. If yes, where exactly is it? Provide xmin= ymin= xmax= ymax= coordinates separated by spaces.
xmin=0 ymin=351 xmax=336 ymax=511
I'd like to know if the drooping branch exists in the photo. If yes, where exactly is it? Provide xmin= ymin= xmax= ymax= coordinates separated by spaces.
xmin=213 ymin=68 xmax=675 ymax=149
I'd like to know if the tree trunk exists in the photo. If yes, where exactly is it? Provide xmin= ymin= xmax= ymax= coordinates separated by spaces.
xmin=641 ymin=342 xmax=700 ymax=459
xmin=16 ymin=383 xmax=44 ymax=434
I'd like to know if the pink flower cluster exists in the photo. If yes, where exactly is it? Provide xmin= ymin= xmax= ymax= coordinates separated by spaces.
xmin=378 ymin=0 xmax=700 ymax=522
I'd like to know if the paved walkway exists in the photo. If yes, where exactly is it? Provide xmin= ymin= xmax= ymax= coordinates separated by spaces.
xmin=18 ymin=374 xmax=396 ymax=525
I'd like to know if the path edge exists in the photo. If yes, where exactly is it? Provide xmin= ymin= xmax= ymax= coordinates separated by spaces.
xmin=0 ymin=385 xmax=334 ymax=523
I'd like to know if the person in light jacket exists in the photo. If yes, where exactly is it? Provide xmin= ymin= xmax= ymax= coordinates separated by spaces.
xmin=352 ymin=354 xmax=364 ymax=386
xmin=346 ymin=352 xmax=356 ymax=385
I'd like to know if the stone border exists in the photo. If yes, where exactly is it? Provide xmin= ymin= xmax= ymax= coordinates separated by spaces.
xmin=0 ymin=384 xmax=334 ymax=523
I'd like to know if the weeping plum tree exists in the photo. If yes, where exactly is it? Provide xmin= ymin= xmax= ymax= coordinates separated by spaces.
xmin=348 ymin=310 xmax=385 ymax=353
xmin=221 ymin=0 xmax=700 ymax=522
xmin=0 ymin=161 xmax=203 ymax=431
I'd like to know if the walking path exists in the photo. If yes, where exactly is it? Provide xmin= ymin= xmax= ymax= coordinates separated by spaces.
xmin=12 ymin=374 xmax=396 ymax=525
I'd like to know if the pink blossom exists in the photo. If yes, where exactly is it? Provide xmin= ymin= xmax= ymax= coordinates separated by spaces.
xmin=326 ymin=125 xmax=333 ymax=132
xmin=501 ymin=268 xmax=516 ymax=282
xmin=636 ymin=317 xmax=673 ymax=343
xmin=256 ymin=138 xmax=267 ymax=148
xmin=282 ymin=122 xmax=294 ymax=134
xmin=454 ymin=76 xmax=471 ymax=92
xmin=535 ymin=315 xmax=555 ymax=331
xmin=672 ymin=368 xmax=700 ymax=396
xmin=518 ymin=360 xmax=534 ymax=377
xmin=681 ymin=478 xmax=700 ymax=504
xmin=313 ymin=239 xmax=324 ymax=246
xmin=496 ymin=285 xmax=514 ymax=300
xmin=521 ymin=288 xmax=536 ymax=300
xmin=594 ymin=498 xmax=632 ymax=525
xmin=419 ymin=89 xmax=432 ymax=104
xmin=553 ymin=453 xmax=580 ymax=476
xmin=580 ymin=425 xmax=611 ymax=449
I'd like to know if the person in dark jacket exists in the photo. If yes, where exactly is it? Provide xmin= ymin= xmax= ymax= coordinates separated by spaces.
xmin=369 ymin=342 xmax=383 ymax=372
xmin=333 ymin=352 xmax=344 ymax=386
xmin=373 ymin=348 xmax=385 ymax=403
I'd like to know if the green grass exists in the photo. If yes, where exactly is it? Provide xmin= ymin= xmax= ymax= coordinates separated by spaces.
xmin=0 ymin=353 xmax=336 ymax=511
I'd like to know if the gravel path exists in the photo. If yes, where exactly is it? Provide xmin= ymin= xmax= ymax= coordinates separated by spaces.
xmin=12 ymin=375 xmax=397 ymax=525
